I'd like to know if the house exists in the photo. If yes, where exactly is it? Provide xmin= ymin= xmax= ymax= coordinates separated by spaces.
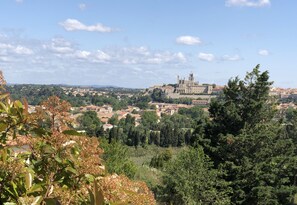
xmin=103 ymin=123 xmax=113 ymax=131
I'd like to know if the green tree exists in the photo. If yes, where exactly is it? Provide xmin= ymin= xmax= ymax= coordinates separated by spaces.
xmin=151 ymin=88 xmax=166 ymax=102
xmin=149 ymin=149 xmax=172 ymax=169
xmin=160 ymin=113 xmax=193 ymax=129
xmin=77 ymin=111 xmax=102 ymax=137
xmin=130 ymin=128 xmax=140 ymax=148
xmin=178 ymin=105 xmax=207 ymax=123
xmin=133 ymin=95 xmax=151 ymax=109
xmin=108 ymin=114 xmax=119 ymax=125
xmin=141 ymin=111 xmax=158 ymax=129
xmin=160 ymin=123 xmax=174 ymax=147
xmin=172 ymin=128 xmax=180 ymax=147
xmin=149 ymin=131 xmax=160 ymax=146
xmin=125 ymin=114 xmax=135 ymax=126
xmin=100 ymin=139 xmax=137 ymax=179
xmin=161 ymin=147 xmax=231 ymax=205
xmin=204 ymin=65 xmax=297 ymax=204
xmin=184 ymin=129 xmax=192 ymax=145
xmin=177 ymin=129 xmax=185 ymax=146
xmin=108 ymin=127 xmax=118 ymax=143
xmin=208 ymin=64 xmax=274 ymax=137
xmin=219 ymin=123 xmax=297 ymax=204
xmin=206 ymin=65 xmax=276 ymax=165
xmin=284 ymin=107 xmax=297 ymax=144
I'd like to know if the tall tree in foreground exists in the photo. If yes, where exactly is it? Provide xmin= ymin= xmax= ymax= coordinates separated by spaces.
xmin=208 ymin=64 xmax=274 ymax=137
xmin=204 ymin=65 xmax=297 ymax=204
xmin=205 ymin=65 xmax=276 ymax=164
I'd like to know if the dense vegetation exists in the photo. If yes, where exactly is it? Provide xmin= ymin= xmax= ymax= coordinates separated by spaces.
xmin=0 ymin=78 xmax=155 ymax=204
xmin=102 ymin=65 xmax=297 ymax=204
xmin=6 ymin=84 xmax=148 ymax=110
xmin=150 ymin=88 xmax=194 ymax=104
xmin=3 ymin=65 xmax=297 ymax=204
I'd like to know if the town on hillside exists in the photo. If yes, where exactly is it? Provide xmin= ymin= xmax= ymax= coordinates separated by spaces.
xmin=6 ymin=72 xmax=297 ymax=133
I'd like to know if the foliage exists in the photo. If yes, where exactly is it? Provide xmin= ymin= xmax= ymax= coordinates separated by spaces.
xmin=1 ymin=125 xmax=104 ymax=204
xmin=141 ymin=111 xmax=159 ymax=129
xmin=100 ymin=174 xmax=156 ymax=204
xmin=133 ymin=95 xmax=151 ymax=109
xmin=149 ymin=149 xmax=172 ymax=169
xmin=100 ymin=139 xmax=137 ymax=179
xmin=6 ymin=84 xmax=139 ymax=110
xmin=126 ymin=126 xmax=149 ymax=148
xmin=219 ymin=123 xmax=297 ymax=204
xmin=178 ymin=105 xmax=208 ymax=123
xmin=77 ymin=111 xmax=102 ymax=137
xmin=284 ymin=107 xmax=297 ymax=144
xmin=203 ymin=65 xmax=297 ymax=204
xmin=160 ymin=113 xmax=193 ymax=129
xmin=0 ymin=97 xmax=31 ymax=144
xmin=6 ymin=85 xmax=72 ymax=106
xmin=107 ymin=114 xmax=119 ymax=125
xmin=0 ymin=71 xmax=156 ymax=204
xmin=161 ymin=147 xmax=231 ymax=205
xmin=6 ymin=66 xmax=297 ymax=205
xmin=150 ymin=88 xmax=193 ymax=105
xmin=38 ymin=96 xmax=72 ymax=133
xmin=208 ymin=64 xmax=275 ymax=136
xmin=151 ymin=88 xmax=166 ymax=102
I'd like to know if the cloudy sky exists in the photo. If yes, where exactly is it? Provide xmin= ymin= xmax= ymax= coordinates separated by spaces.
xmin=0 ymin=0 xmax=296 ymax=88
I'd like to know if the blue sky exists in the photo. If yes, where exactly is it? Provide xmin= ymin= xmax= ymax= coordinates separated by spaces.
xmin=0 ymin=0 xmax=296 ymax=88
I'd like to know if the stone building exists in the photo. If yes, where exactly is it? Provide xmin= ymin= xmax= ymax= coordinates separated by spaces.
xmin=176 ymin=73 xmax=213 ymax=94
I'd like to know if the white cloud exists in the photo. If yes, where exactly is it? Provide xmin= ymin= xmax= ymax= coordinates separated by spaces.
xmin=0 ymin=33 xmax=190 ymax=87
xmin=42 ymin=39 xmax=111 ymax=62
xmin=145 ymin=51 xmax=187 ymax=64
xmin=221 ymin=54 xmax=242 ymax=61
xmin=225 ymin=0 xmax=271 ymax=7
xmin=60 ymin=19 xmax=113 ymax=32
xmin=79 ymin=3 xmax=86 ymax=10
xmin=198 ymin=52 xmax=215 ymax=62
xmin=174 ymin=52 xmax=187 ymax=62
xmin=15 ymin=0 xmax=23 ymax=3
xmin=75 ymin=50 xmax=91 ymax=59
xmin=14 ymin=46 xmax=33 ymax=55
xmin=0 ymin=43 xmax=33 ymax=55
xmin=122 ymin=46 xmax=150 ymax=56
xmin=94 ymin=50 xmax=111 ymax=62
xmin=43 ymin=38 xmax=74 ymax=54
xmin=123 ymin=59 xmax=137 ymax=64
xmin=0 ymin=43 xmax=13 ymax=50
xmin=258 ymin=49 xmax=269 ymax=56
xmin=198 ymin=52 xmax=242 ymax=62
xmin=110 ymin=46 xmax=186 ymax=65
xmin=176 ymin=35 xmax=202 ymax=45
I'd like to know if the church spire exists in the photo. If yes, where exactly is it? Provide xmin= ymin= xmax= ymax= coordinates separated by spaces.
xmin=189 ymin=72 xmax=194 ymax=82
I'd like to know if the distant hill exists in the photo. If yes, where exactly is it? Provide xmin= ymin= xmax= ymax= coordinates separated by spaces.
xmin=7 ymin=83 xmax=141 ymax=90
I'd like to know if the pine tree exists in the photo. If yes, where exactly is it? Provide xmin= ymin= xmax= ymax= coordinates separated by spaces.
xmin=209 ymin=64 xmax=275 ymax=136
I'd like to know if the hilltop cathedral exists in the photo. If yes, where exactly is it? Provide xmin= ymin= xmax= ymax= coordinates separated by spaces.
xmin=148 ymin=73 xmax=213 ymax=99
xmin=175 ymin=73 xmax=213 ymax=95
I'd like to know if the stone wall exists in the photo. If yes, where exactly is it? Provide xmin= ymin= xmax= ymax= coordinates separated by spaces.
xmin=166 ymin=93 xmax=216 ymax=99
